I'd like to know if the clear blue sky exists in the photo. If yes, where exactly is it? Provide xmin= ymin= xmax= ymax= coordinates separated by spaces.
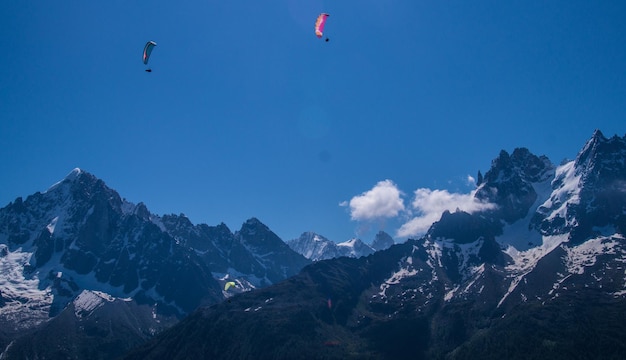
xmin=1 ymin=1 xmax=625 ymax=243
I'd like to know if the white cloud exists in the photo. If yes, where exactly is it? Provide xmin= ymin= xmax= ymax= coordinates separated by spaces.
xmin=344 ymin=180 xmax=405 ymax=221
xmin=342 ymin=179 xmax=497 ymax=240
xmin=396 ymin=188 xmax=496 ymax=238
xmin=466 ymin=175 xmax=476 ymax=186
xmin=397 ymin=215 xmax=441 ymax=238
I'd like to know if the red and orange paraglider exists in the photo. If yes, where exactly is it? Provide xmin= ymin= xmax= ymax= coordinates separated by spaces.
xmin=315 ymin=13 xmax=330 ymax=42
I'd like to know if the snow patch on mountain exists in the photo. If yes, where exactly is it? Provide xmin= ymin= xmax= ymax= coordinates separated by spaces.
xmin=564 ymin=235 xmax=621 ymax=275
xmin=338 ymin=238 xmax=358 ymax=248
xmin=456 ymin=240 xmax=488 ymax=280
xmin=497 ymin=176 xmax=553 ymax=250
xmin=499 ymin=234 xmax=569 ymax=307
xmin=378 ymin=256 xmax=420 ymax=298
xmin=424 ymin=238 xmax=443 ymax=269
xmin=461 ymin=264 xmax=486 ymax=294
xmin=504 ymin=234 xmax=568 ymax=273
xmin=423 ymin=237 xmax=486 ymax=282
xmin=498 ymin=233 xmax=624 ymax=305
xmin=494 ymin=157 xmax=597 ymax=306
xmin=337 ymin=238 xmax=367 ymax=257
xmin=73 ymin=290 xmax=123 ymax=318
xmin=541 ymin=160 xmax=581 ymax=224
xmin=46 ymin=216 xmax=59 ymax=235
xmin=0 ymin=246 xmax=53 ymax=328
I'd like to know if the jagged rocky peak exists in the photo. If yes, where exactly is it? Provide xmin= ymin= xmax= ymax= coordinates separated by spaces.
xmin=483 ymin=148 xmax=553 ymax=184
xmin=576 ymin=129 xmax=606 ymax=167
xmin=475 ymin=147 xmax=554 ymax=223
xmin=428 ymin=209 xmax=501 ymax=244
xmin=133 ymin=202 xmax=151 ymax=219
xmin=571 ymin=131 xmax=626 ymax=202
xmin=300 ymin=231 xmax=325 ymax=242
xmin=553 ymin=131 xmax=626 ymax=243
xmin=6 ymin=195 xmax=26 ymax=212
xmin=290 ymin=231 xmax=333 ymax=247
xmin=42 ymin=167 xmax=124 ymax=211
xmin=336 ymin=238 xmax=375 ymax=259
xmin=240 ymin=217 xmax=269 ymax=234
xmin=60 ymin=167 xmax=83 ymax=182
xmin=203 ymin=221 xmax=234 ymax=240
xmin=287 ymin=231 xmax=336 ymax=261
xmin=161 ymin=213 xmax=194 ymax=229
xmin=371 ymin=230 xmax=394 ymax=251
xmin=289 ymin=231 xmax=312 ymax=243
xmin=210 ymin=222 xmax=235 ymax=241
xmin=575 ymin=130 xmax=626 ymax=179
xmin=237 ymin=217 xmax=292 ymax=248
xmin=47 ymin=168 xmax=94 ymax=192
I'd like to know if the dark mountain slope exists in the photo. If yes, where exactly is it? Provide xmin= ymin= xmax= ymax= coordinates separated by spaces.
xmin=450 ymin=290 xmax=626 ymax=360
xmin=2 ymin=291 xmax=177 ymax=360
xmin=124 ymin=241 xmax=426 ymax=360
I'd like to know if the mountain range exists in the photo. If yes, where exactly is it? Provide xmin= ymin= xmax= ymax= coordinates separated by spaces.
xmin=1 ymin=129 xmax=625 ymax=359
xmin=287 ymin=231 xmax=395 ymax=261
xmin=124 ymin=130 xmax=626 ymax=359
xmin=0 ymin=164 xmax=395 ymax=359
xmin=0 ymin=171 xmax=312 ymax=358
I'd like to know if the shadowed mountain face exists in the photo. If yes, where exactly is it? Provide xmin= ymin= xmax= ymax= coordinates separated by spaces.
xmin=2 ymin=290 xmax=179 ymax=360
xmin=124 ymin=131 xmax=626 ymax=360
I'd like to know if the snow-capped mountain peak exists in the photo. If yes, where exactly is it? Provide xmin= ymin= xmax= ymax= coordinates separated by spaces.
xmin=44 ymin=167 xmax=88 ymax=194
xmin=287 ymin=231 xmax=395 ymax=261
xmin=534 ymin=132 xmax=626 ymax=243
xmin=337 ymin=238 xmax=373 ymax=258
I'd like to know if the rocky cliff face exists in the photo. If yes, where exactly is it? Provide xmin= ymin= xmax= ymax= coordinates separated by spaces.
xmin=474 ymin=147 xmax=554 ymax=224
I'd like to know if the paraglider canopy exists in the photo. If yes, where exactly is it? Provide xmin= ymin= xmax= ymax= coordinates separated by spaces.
xmin=315 ymin=13 xmax=330 ymax=39
xmin=224 ymin=281 xmax=236 ymax=291
xmin=143 ymin=41 xmax=157 ymax=65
